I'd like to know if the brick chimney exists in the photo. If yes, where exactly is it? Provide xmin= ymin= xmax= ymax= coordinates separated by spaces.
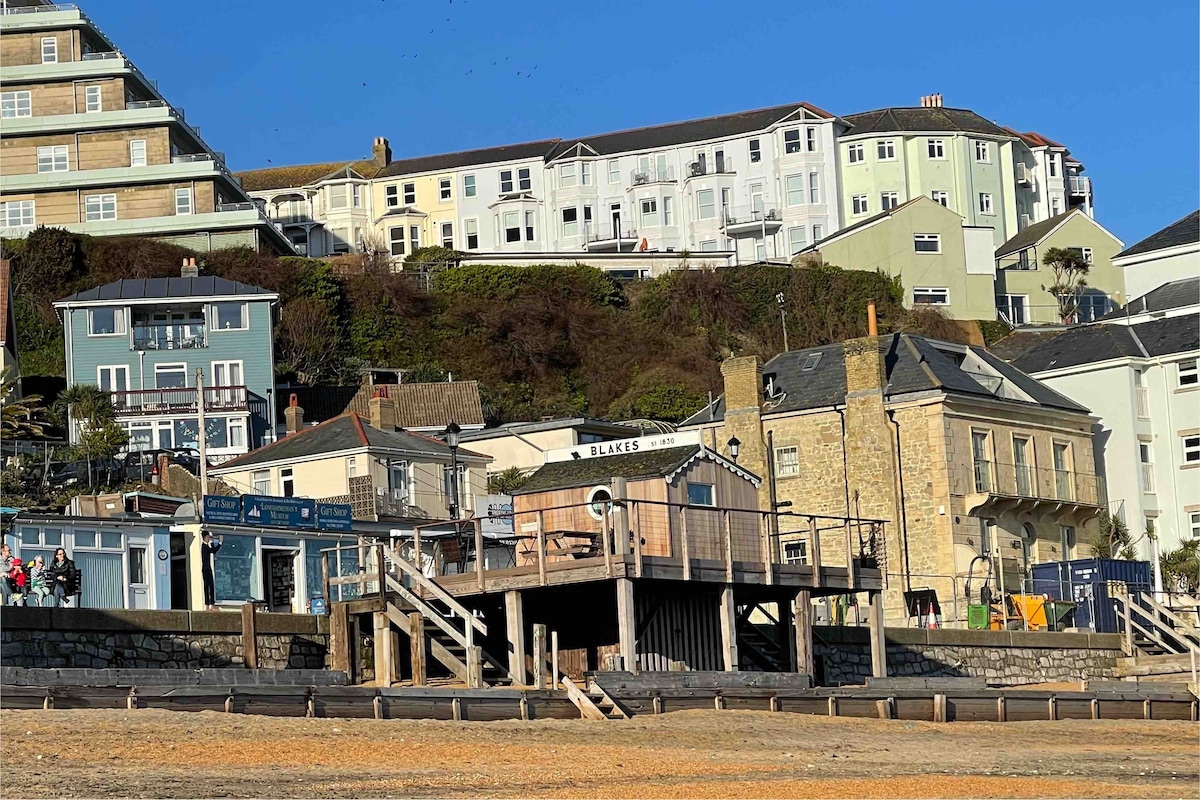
xmin=719 ymin=356 xmax=767 ymax=498
xmin=181 ymin=257 xmax=199 ymax=278
xmin=284 ymin=393 xmax=304 ymax=436
xmin=372 ymin=137 xmax=391 ymax=168
xmin=919 ymin=93 xmax=944 ymax=108
xmin=368 ymin=390 xmax=397 ymax=431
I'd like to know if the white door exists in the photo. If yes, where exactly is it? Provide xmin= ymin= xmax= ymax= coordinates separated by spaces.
xmin=126 ymin=536 xmax=151 ymax=609
xmin=211 ymin=360 xmax=244 ymax=407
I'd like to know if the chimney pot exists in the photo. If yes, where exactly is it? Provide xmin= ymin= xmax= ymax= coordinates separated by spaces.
xmin=284 ymin=394 xmax=305 ymax=435
xmin=181 ymin=257 xmax=199 ymax=278
xmin=372 ymin=136 xmax=392 ymax=168
xmin=368 ymin=394 xmax=398 ymax=431
xmin=867 ymin=301 xmax=878 ymax=336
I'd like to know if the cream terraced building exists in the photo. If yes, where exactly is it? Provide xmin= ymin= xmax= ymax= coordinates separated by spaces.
xmin=0 ymin=0 xmax=293 ymax=253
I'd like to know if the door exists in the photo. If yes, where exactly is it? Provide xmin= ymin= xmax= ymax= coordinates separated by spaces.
xmin=211 ymin=360 xmax=243 ymax=407
xmin=264 ymin=549 xmax=298 ymax=613
xmin=610 ymin=203 xmax=623 ymax=238
xmin=169 ymin=532 xmax=189 ymax=609
xmin=750 ymin=183 xmax=764 ymax=216
xmin=127 ymin=535 xmax=151 ymax=609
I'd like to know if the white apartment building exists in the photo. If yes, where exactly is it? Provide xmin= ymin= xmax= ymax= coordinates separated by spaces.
xmin=237 ymin=103 xmax=846 ymax=267
xmin=1008 ymin=278 xmax=1200 ymax=559
xmin=1006 ymin=129 xmax=1095 ymax=227
xmin=1112 ymin=211 xmax=1200 ymax=302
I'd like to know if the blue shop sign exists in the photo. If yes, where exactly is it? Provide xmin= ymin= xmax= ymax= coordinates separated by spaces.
xmin=315 ymin=502 xmax=353 ymax=532
xmin=242 ymin=494 xmax=317 ymax=529
xmin=203 ymin=495 xmax=241 ymax=524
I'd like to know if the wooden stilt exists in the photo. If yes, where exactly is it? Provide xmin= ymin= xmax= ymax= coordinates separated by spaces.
xmin=505 ymin=590 xmax=526 ymax=685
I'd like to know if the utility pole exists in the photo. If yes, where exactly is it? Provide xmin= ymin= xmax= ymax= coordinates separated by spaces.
xmin=775 ymin=292 xmax=789 ymax=353
xmin=196 ymin=367 xmax=208 ymax=495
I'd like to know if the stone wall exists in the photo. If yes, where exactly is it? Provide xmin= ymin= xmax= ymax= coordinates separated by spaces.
xmin=814 ymin=625 xmax=1122 ymax=686
xmin=0 ymin=608 xmax=329 ymax=671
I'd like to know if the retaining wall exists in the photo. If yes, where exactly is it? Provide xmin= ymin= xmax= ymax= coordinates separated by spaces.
xmin=1 ymin=608 xmax=329 ymax=671
xmin=815 ymin=626 xmax=1123 ymax=686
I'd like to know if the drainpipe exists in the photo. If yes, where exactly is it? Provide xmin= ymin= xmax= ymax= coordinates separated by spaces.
xmin=886 ymin=410 xmax=913 ymax=594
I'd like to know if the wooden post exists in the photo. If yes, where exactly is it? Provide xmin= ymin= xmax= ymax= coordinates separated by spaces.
xmin=611 ymin=476 xmax=630 ymax=558
xmin=241 ymin=602 xmax=258 ymax=670
xmin=827 ymin=695 xmax=838 ymax=716
xmin=505 ymin=590 xmax=526 ymax=685
xmin=719 ymin=584 xmax=739 ymax=672
xmin=997 ymin=694 xmax=1007 ymax=722
xmin=933 ymin=693 xmax=948 ymax=723
xmin=373 ymin=611 xmax=396 ymax=687
xmin=474 ymin=518 xmax=486 ymax=592
xmin=602 ymin=504 xmax=614 ymax=578
xmin=412 ymin=529 xmax=422 ymax=593
xmin=844 ymin=519 xmax=856 ymax=590
xmin=808 ymin=516 xmax=822 ymax=577
xmin=1048 ymin=695 xmax=1058 ymax=721
xmin=761 ymin=512 xmax=774 ymax=586
xmin=632 ymin=501 xmax=643 ymax=578
xmin=722 ymin=509 xmax=734 ymax=584
xmin=868 ymin=590 xmax=887 ymax=679
xmin=551 ymin=630 xmax=560 ymax=690
xmin=616 ymin=577 xmax=637 ymax=672
xmin=1121 ymin=596 xmax=1134 ymax=656
xmin=321 ymin=552 xmax=331 ymax=610
xmin=679 ymin=506 xmax=691 ymax=581
xmin=794 ymin=590 xmax=814 ymax=678
xmin=466 ymin=646 xmax=484 ymax=689
xmin=330 ymin=603 xmax=351 ymax=675
xmin=532 ymin=624 xmax=548 ymax=689
xmin=409 ymin=612 xmax=427 ymax=687
xmin=536 ymin=510 xmax=547 ymax=587
xmin=375 ymin=544 xmax=386 ymax=598
xmin=452 ymin=696 xmax=462 ymax=721
xmin=1090 ymin=697 xmax=1100 ymax=720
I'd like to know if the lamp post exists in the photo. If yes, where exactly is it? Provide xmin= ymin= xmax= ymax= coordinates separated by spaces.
xmin=775 ymin=292 xmax=789 ymax=352
xmin=727 ymin=436 xmax=741 ymax=464
xmin=444 ymin=421 xmax=462 ymax=520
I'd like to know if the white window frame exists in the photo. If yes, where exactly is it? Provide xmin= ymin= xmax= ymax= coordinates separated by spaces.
xmin=88 ymin=307 xmax=126 ymax=337
xmin=129 ymin=139 xmax=147 ymax=167
xmin=877 ymin=139 xmax=896 ymax=160
xmin=880 ymin=191 xmax=899 ymax=211
xmin=463 ymin=174 xmax=476 ymax=198
xmin=808 ymin=172 xmax=820 ymax=204
xmin=974 ymin=140 xmax=990 ymax=163
xmin=927 ymin=138 xmax=945 ymax=159
xmin=996 ymin=294 xmax=1028 ymax=326
xmin=500 ymin=170 xmax=514 ymax=193
xmin=518 ymin=168 xmax=532 ymax=191
xmin=175 ymin=187 xmax=194 ymax=216
xmin=785 ymin=174 xmax=805 ymax=206
xmin=84 ymin=85 xmax=102 ymax=113
xmin=978 ymin=192 xmax=994 ymax=215
xmin=388 ymin=226 xmax=405 ymax=257
xmin=352 ymin=184 xmax=362 ymax=208
xmin=1178 ymin=360 xmax=1198 ymax=387
xmin=749 ymin=139 xmax=761 ymax=163
xmin=502 ymin=211 xmax=520 ymax=242
xmin=559 ymin=162 xmax=577 ymax=188
xmin=783 ymin=128 xmax=802 ymax=154
xmin=524 ymin=210 xmax=535 ymax=241
xmin=913 ymin=233 xmax=941 ymax=253
xmin=640 ymin=198 xmax=658 ymax=227
xmin=686 ymin=482 xmax=716 ymax=507
xmin=41 ymin=36 xmax=58 ymax=64
xmin=226 ymin=416 xmax=247 ymax=450
xmin=1 ymin=91 xmax=32 ymax=119
xmin=84 ymin=193 xmax=117 ymax=221
xmin=210 ymin=301 xmax=248 ymax=332
xmin=561 ymin=206 xmax=579 ymax=237
xmin=581 ymin=162 xmax=591 ymax=186
xmin=812 ymin=224 xmax=823 ymax=241
xmin=1080 ymin=246 xmax=1093 ymax=264
xmin=464 ymin=218 xmax=479 ymax=250
xmin=438 ymin=177 xmax=452 ymax=202
xmin=280 ymin=467 xmax=295 ymax=498
xmin=440 ymin=221 xmax=453 ymax=248
xmin=403 ymin=182 xmax=416 ymax=204
xmin=1183 ymin=435 xmax=1200 ymax=465
xmin=409 ymin=225 xmax=421 ymax=252
xmin=1189 ymin=511 xmax=1200 ymax=540
xmin=930 ymin=190 xmax=948 ymax=206
xmin=0 ymin=200 xmax=36 ymax=229
xmin=806 ymin=126 xmax=818 ymax=152
xmin=774 ymin=445 xmax=799 ymax=478
xmin=385 ymin=185 xmax=399 ymax=208
xmin=37 ymin=145 xmax=69 ymax=173
xmin=847 ymin=142 xmax=864 ymax=163
xmin=662 ymin=195 xmax=672 ymax=226
xmin=787 ymin=226 xmax=807 ymax=254
xmin=152 ymin=362 xmax=188 ymax=390
xmin=252 ymin=470 xmax=271 ymax=495
xmin=97 ymin=364 xmax=130 ymax=391
xmin=328 ymin=184 xmax=348 ymax=210
xmin=851 ymin=195 xmax=868 ymax=215
xmin=696 ymin=189 xmax=715 ymax=220
xmin=608 ymin=159 xmax=619 ymax=184
xmin=913 ymin=287 xmax=950 ymax=306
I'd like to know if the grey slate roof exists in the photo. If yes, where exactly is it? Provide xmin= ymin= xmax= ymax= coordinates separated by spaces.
xmin=375 ymin=139 xmax=562 ymax=179
xmin=994 ymin=209 xmax=1076 ymax=258
xmin=213 ymin=414 xmax=479 ymax=471
xmin=460 ymin=417 xmax=639 ymax=442
xmin=1116 ymin=210 xmax=1199 ymax=258
xmin=843 ymin=107 xmax=1011 ymax=137
xmin=1011 ymin=316 xmax=1199 ymax=373
xmin=56 ymin=276 xmax=274 ymax=305
xmin=683 ymin=333 xmax=1086 ymax=427
xmin=987 ymin=329 xmax=1069 ymax=363
xmin=546 ymin=103 xmax=835 ymax=160
xmin=1098 ymin=277 xmax=1200 ymax=320
xmin=512 ymin=446 xmax=702 ymax=494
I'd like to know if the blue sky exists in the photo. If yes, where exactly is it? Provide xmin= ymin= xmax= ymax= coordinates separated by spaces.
xmin=90 ymin=0 xmax=1198 ymax=243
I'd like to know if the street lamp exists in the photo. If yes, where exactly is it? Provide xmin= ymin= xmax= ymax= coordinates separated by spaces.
xmin=443 ymin=421 xmax=462 ymax=520
xmin=727 ymin=436 xmax=741 ymax=464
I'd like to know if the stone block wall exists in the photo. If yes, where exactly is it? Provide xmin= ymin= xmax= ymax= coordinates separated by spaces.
xmin=814 ymin=626 xmax=1121 ymax=686
xmin=0 ymin=608 xmax=329 ymax=671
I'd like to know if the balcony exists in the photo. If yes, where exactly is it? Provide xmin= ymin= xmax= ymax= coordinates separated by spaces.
xmin=583 ymin=221 xmax=638 ymax=251
xmin=1141 ymin=464 xmax=1155 ymax=494
xmin=216 ymin=202 xmax=256 ymax=213
xmin=1015 ymin=163 xmax=1033 ymax=186
xmin=686 ymin=157 xmax=735 ymax=179
xmin=958 ymin=460 xmax=1107 ymax=520
xmin=110 ymin=385 xmax=248 ymax=417
xmin=722 ymin=206 xmax=783 ymax=235
xmin=1068 ymin=176 xmax=1091 ymax=196
xmin=1136 ymin=387 xmax=1149 ymax=419
xmin=132 ymin=322 xmax=206 ymax=351
xmin=630 ymin=166 xmax=675 ymax=185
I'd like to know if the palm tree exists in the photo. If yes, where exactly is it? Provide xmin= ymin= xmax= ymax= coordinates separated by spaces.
xmin=1041 ymin=247 xmax=1091 ymax=323
xmin=54 ymin=383 xmax=121 ymax=486
xmin=0 ymin=368 xmax=46 ymax=438
xmin=1093 ymin=512 xmax=1136 ymax=560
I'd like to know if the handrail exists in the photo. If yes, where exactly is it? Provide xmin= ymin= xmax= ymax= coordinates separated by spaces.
xmin=1125 ymin=598 xmax=1200 ymax=654
xmin=1137 ymin=592 xmax=1200 ymax=640
xmin=382 ymin=572 xmax=469 ymax=650
xmin=382 ymin=543 xmax=485 ymax=636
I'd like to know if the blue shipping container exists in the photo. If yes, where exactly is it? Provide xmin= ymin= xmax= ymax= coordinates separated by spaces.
xmin=1030 ymin=558 xmax=1153 ymax=633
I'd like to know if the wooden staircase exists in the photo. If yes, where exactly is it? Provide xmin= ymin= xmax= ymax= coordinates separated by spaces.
xmin=560 ymin=677 xmax=628 ymax=720
xmin=735 ymin=603 xmax=788 ymax=672
xmin=1113 ymin=591 xmax=1199 ymax=693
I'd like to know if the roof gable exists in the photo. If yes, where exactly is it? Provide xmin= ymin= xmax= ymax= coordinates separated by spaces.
xmin=1116 ymin=210 xmax=1200 ymax=259
xmin=995 ymin=209 xmax=1122 ymax=259
xmin=512 ymin=445 xmax=759 ymax=494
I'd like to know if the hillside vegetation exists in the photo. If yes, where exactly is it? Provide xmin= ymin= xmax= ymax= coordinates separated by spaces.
xmin=5 ymin=228 xmax=967 ymax=424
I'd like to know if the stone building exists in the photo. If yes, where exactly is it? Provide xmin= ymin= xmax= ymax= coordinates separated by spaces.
xmin=681 ymin=326 xmax=1107 ymax=622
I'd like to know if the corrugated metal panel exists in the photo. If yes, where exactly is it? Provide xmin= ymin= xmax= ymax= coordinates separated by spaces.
xmin=1031 ymin=558 xmax=1153 ymax=633
xmin=635 ymin=584 xmax=722 ymax=671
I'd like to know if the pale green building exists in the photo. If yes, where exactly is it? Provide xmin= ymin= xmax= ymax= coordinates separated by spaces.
xmin=798 ymin=196 xmax=998 ymax=320
xmin=994 ymin=209 xmax=1125 ymax=325
xmin=839 ymin=104 xmax=1019 ymax=249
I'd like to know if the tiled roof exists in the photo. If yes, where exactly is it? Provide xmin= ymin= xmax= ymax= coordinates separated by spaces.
xmin=55 ymin=276 xmax=275 ymax=305
xmin=1011 ymin=316 xmax=1199 ymax=373
xmin=1098 ymin=277 xmax=1200 ymax=320
xmin=347 ymin=381 xmax=484 ymax=429
xmin=376 ymin=140 xmax=562 ymax=179
xmin=460 ymin=417 xmax=638 ymax=442
xmin=1116 ymin=210 xmax=1200 ymax=258
xmin=235 ymin=160 xmax=378 ymax=192
xmin=512 ymin=446 xmax=701 ymax=494
xmin=994 ymin=209 xmax=1077 ymax=258
xmin=987 ymin=329 xmax=1069 ymax=363
xmin=682 ymin=333 xmax=1086 ymax=426
xmin=844 ymin=107 xmax=1011 ymax=137
xmin=1002 ymin=127 xmax=1066 ymax=149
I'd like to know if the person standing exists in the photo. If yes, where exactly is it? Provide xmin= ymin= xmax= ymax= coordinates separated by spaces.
xmin=201 ymin=532 xmax=222 ymax=610
xmin=46 ymin=547 xmax=79 ymax=607
xmin=0 ymin=544 xmax=14 ymax=606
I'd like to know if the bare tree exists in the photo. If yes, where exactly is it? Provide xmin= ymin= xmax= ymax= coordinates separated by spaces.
xmin=1041 ymin=247 xmax=1091 ymax=323
xmin=276 ymin=298 xmax=344 ymax=383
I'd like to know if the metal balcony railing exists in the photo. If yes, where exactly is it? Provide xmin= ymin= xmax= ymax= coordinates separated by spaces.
xmin=1068 ymin=176 xmax=1091 ymax=195
xmin=1141 ymin=464 xmax=1156 ymax=494
xmin=0 ymin=3 xmax=81 ymax=13
xmin=216 ymin=202 xmax=256 ymax=212
xmin=584 ymin=221 xmax=637 ymax=243
xmin=110 ymin=385 xmax=248 ymax=416
xmin=723 ymin=206 xmax=782 ymax=227
xmin=81 ymin=51 xmax=122 ymax=61
xmin=125 ymin=99 xmax=167 ymax=110
xmin=630 ymin=166 xmax=675 ymax=185
xmin=131 ymin=323 xmax=206 ymax=351
xmin=960 ymin=460 xmax=1106 ymax=506
xmin=171 ymin=153 xmax=213 ymax=163
xmin=687 ymin=158 xmax=734 ymax=178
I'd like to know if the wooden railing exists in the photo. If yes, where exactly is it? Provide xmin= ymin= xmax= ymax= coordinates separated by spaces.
xmin=1113 ymin=590 xmax=1199 ymax=687
xmin=110 ymin=385 xmax=248 ymax=416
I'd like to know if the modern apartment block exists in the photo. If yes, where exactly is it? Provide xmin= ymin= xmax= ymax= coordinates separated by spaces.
xmin=238 ymin=103 xmax=848 ymax=265
xmin=0 ymin=1 xmax=293 ymax=253
xmin=1005 ymin=129 xmax=1094 ymax=225
xmin=53 ymin=262 xmax=279 ymax=462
